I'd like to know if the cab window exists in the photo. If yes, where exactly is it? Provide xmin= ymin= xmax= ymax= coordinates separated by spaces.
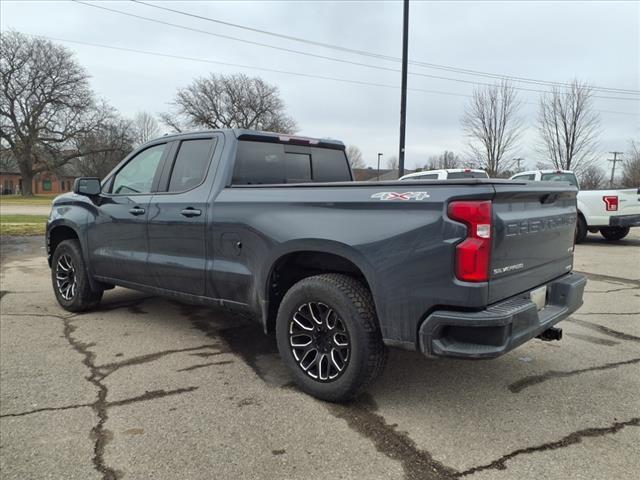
xmin=111 ymin=144 xmax=166 ymax=194
xmin=167 ymin=139 xmax=216 ymax=192
xmin=540 ymin=172 xmax=579 ymax=187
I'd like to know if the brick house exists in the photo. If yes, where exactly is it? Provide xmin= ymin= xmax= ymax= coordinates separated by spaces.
xmin=0 ymin=170 xmax=77 ymax=195
xmin=0 ymin=150 xmax=78 ymax=195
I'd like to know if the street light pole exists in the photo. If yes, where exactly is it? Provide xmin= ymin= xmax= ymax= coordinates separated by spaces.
xmin=398 ymin=0 xmax=409 ymax=179
xmin=377 ymin=153 xmax=383 ymax=181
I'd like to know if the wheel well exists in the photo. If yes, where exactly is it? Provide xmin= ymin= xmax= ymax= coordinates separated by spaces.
xmin=49 ymin=226 xmax=79 ymax=256
xmin=265 ymin=251 xmax=371 ymax=333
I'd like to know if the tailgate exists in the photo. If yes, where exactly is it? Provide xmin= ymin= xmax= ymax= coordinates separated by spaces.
xmin=489 ymin=182 xmax=577 ymax=303
xmin=619 ymin=188 xmax=640 ymax=216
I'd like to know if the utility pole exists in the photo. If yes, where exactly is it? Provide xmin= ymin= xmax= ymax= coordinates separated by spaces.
xmin=398 ymin=0 xmax=409 ymax=179
xmin=608 ymin=151 xmax=623 ymax=187
xmin=513 ymin=157 xmax=524 ymax=171
xmin=377 ymin=153 xmax=383 ymax=181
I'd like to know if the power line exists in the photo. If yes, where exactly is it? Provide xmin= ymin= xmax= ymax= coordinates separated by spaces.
xmin=20 ymin=32 xmax=639 ymax=118
xmin=131 ymin=0 xmax=640 ymax=97
xmin=20 ymin=32 xmax=472 ymax=98
xmin=71 ymin=0 xmax=639 ymax=102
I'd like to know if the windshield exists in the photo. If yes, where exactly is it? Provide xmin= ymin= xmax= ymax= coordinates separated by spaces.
xmin=540 ymin=172 xmax=579 ymax=187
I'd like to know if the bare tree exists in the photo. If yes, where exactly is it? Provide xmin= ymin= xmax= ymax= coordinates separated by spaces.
xmin=345 ymin=145 xmax=365 ymax=169
xmin=461 ymin=81 xmax=523 ymax=176
xmin=537 ymin=80 xmax=600 ymax=174
xmin=161 ymin=73 xmax=297 ymax=134
xmin=620 ymin=140 xmax=640 ymax=187
xmin=578 ymin=165 xmax=606 ymax=190
xmin=426 ymin=150 xmax=460 ymax=170
xmin=74 ymin=117 xmax=134 ymax=178
xmin=386 ymin=156 xmax=398 ymax=170
xmin=132 ymin=111 xmax=160 ymax=146
xmin=0 ymin=32 xmax=110 ymax=195
xmin=0 ymin=147 xmax=17 ymax=172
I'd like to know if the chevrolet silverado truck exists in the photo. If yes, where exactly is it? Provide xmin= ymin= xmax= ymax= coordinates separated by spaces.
xmin=47 ymin=130 xmax=586 ymax=401
xmin=510 ymin=170 xmax=640 ymax=243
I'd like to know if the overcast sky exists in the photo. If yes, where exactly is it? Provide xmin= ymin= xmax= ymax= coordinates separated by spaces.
xmin=2 ymin=0 xmax=639 ymax=171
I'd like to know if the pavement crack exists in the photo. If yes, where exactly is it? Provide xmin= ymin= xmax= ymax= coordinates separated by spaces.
xmin=99 ymin=344 xmax=220 ymax=372
xmin=585 ymin=287 xmax=637 ymax=293
xmin=327 ymin=394 xmax=458 ymax=480
xmin=456 ymin=417 xmax=640 ymax=477
xmin=57 ymin=315 xmax=207 ymax=479
xmin=61 ymin=316 xmax=122 ymax=480
xmin=0 ymin=403 xmax=93 ymax=418
xmin=509 ymin=357 xmax=640 ymax=393
xmin=5 ymin=312 xmax=77 ymax=318
xmin=177 ymin=360 xmax=234 ymax=372
xmin=565 ymin=332 xmax=619 ymax=346
xmin=573 ymin=312 xmax=640 ymax=316
xmin=574 ymin=271 xmax=640 ymax=287
xmin=567 ymin=318 xmax=640 ymax=342
xmin=106 ymin=387 xmax=198 ymax=408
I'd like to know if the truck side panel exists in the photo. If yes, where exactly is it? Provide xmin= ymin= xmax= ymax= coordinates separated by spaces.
xmin=208 ymin=184 xmax=495 ymax=346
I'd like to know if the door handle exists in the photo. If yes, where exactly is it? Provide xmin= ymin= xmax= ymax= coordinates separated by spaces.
xmin=180 ymin=207 xmax=202 ymax=217
xmin=128 ymin=206 xmax=145 ymax=216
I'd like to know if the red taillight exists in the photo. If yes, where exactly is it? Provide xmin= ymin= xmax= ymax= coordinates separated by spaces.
xmin=448 ymin=200 xmax=492 ymax=282
xmin=603 ymin=196 xmax=618 ymax=211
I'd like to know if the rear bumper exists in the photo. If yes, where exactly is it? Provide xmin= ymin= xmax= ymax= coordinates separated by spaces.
xmin=609 ymin=214 xmax=640 ymax=227
xmin=418 ymin=273 xmax=586 ymax=359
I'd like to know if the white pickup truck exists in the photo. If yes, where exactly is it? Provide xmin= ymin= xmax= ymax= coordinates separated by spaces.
xmin=510 ymin=170 xmax=640 ymax=242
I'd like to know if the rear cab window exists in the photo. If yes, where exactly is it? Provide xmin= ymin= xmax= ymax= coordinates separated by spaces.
xmin=540 ymin=172 xmax=579 ymax=187
xmin=403 ymin=173 xmax=438 ymax=180
xmin=513 ymin=174 xmax=536 ymax=181
xmin=447 ymin=171 xmax=489 ymax=179
xmin=232 ymin=140 xmax=351 ymax=185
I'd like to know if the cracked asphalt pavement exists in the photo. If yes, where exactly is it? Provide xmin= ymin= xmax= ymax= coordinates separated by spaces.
xmin=1 ymin=231 xmax=639 ymax=480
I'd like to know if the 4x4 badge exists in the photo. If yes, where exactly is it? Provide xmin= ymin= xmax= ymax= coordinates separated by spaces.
xmin=371 ymin=191 xmax=430 ymax=201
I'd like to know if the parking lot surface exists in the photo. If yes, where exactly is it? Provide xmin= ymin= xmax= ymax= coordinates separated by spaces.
xmin=1 ymin=232 xmax=639 ymax=480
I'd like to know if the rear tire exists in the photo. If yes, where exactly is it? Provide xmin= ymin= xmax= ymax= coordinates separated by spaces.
xmin=599 ymin=226 xmax=630 ymax=241
xmin=575 ymin=215 xmax=588 ymax=244
xmin=276 ymin=273 xmax=387 ymax=402
xmin=51 ymin=239 xmax=103 ymax=312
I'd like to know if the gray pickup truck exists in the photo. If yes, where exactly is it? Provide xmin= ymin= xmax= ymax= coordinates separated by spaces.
xmin=47 ymin=129 xmax=586 ymax=401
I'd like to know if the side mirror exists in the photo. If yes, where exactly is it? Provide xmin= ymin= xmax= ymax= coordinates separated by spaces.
xmin=73 ymin=177 xmax=101 ymax=196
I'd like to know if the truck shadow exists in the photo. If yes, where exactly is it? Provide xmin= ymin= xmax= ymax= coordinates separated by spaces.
xmin=578 ymin=234 xmax=640 ymax=247
xmin=92 ymin=288 xmax=637 ymax=442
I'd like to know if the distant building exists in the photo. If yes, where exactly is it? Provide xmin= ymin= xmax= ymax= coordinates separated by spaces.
xmin=0 ymin=170 xmax=76 ymax=195
xmin=0 ymin=150 xmax=77 ymax=195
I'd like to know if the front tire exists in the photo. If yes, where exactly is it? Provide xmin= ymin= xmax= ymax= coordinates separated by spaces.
xmin=600 ymin=226 xmax=630 ymax=241
xmin=51 ymin=239 xmax=103 ymax=312
xmin=276 ymin=274 xmax=387 ymax=402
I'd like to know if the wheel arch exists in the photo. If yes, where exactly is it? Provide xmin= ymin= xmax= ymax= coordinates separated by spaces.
xmin=261 ymin=242 xmax=378 ymax=334
xmin=48 ymin=224 xmax=80 ymax=263
xmin=47 ymin=220 xmax=102 ymax=292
